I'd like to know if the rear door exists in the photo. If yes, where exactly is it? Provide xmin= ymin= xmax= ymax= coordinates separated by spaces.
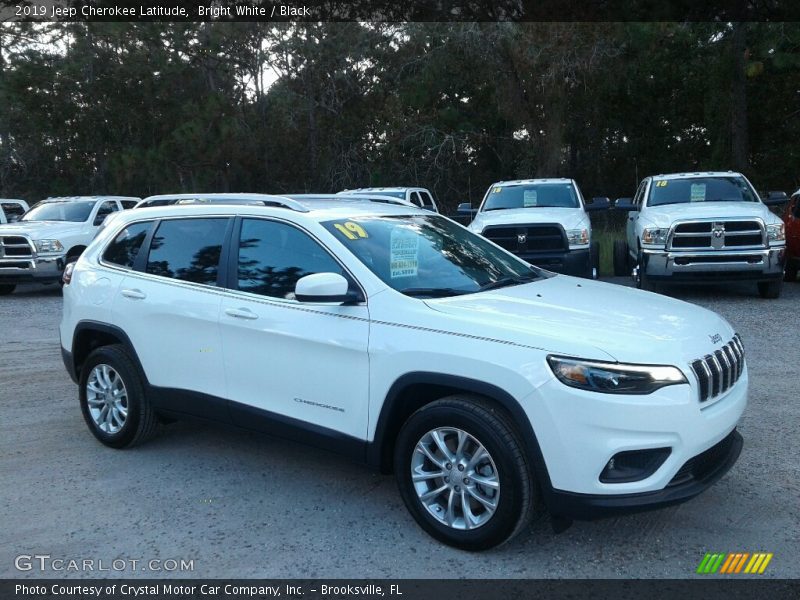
xmin=112 ymin=216 xmax=232 ymax=418
xmin=219 ymin=217 xmax=370 ymax=441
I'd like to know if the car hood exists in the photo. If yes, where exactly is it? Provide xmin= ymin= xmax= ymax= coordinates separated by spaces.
xmin=470 ymin=207 xmax=587 ymax=232
xmin=424 ymin=275 xmax=735 ymax=365
xmin=641 ymin=201 xmax=780 ymax=228
xmin=0 ymin=221 xmax=83 ymax=239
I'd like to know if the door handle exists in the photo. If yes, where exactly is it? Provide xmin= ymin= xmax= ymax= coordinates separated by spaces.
xmin=121 ymin=288 xmax=146 ymax=300
xmin=225 ymin=307 xmax=258 ymax=320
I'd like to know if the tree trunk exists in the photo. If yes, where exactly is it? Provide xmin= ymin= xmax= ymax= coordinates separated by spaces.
xmin=730 ymin=22 xmax=748 ymax=172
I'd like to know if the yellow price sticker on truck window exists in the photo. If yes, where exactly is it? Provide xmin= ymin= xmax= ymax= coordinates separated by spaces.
xmin=333 ymin=221 xmax=369 ymax=240
xmin=493 ymin=187 xmax=502 ymax=193
xmin=655 ymin=180 xmax=668 ymax=187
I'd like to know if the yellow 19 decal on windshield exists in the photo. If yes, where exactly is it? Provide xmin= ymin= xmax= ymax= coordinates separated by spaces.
xmin=333 ymin=221 xmax=369 ymax=240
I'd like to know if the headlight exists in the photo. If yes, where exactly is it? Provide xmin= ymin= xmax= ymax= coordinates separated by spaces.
xmin=766 ymin=223 xmax=785 ymax=243
xmin=642 ymin=227 xmax=669 ymax=246
xmin=547 ymin=355 xmax=687 ymax=395
xmin=34 ymin=239 xmax=64 ymax=254
xmin=565 ymin=228 xmax=589 ymax=246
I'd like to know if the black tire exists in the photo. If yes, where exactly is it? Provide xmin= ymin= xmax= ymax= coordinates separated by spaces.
xmin=394 ymin=395 xmax=535 ymax=551
xmin=0 ymin=284 xmax=16 ymax=296
xmin=635 ymin=250 xmax=656 ymax=292
xmin=590 ymin=241 xmax=600 ymax=279
xmin=79 ymin=344 xmax=158 ymax=448
xmin=784 ymin=263 xmax=798 ymax=283
xmin=757 ymin=279 xmax=782 ymax=299
xmin=612 ymin=240 xmax=629 ymax=277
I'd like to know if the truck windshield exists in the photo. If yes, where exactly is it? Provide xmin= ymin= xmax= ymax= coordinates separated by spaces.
xmin=482 ymin=183 xmax=579 ymax=211
xmin=22 ymin=201 xmax=95 ymax=222
xmin=648 ymin=177 xmax=759 ymax=207
xmin=322 ymin=214 xmax=545 ymax=298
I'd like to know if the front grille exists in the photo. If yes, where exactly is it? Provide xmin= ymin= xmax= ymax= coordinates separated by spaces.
xmin=482 ymin=224 xmax=567 ymax=254
xmin=668 ymin=430 xmax=737 ymax=487
xmin=0 ymin=235 xmax=34 ymax=259
xmin=670 ymin=220 xmax=764 ymax=250
xmin=690 ymin=334 xmax=745 ymax=403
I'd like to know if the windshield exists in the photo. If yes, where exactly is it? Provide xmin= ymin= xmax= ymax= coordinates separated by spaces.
xmin=482 ymin=183 xmax=579 ymax=211
xmin=322 ymin=215 xmax=545 ymax=297
xmin=648 ymin=176 xmax=759 ymax=207
xmin=22 ymin=201 xmax=95 ymax=222
xmin=350 ymin=190 xmax=406 ymax=199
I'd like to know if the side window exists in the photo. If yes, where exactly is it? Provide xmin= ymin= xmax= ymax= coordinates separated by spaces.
xmin=237 ymin=219 xmax=343 ymax=300
xmin=94 ymin=201 xmax=119 ymax=225
xmin=120 ymin=200 xmax=139 ymax=210
xmin=421 ymin=191 xmax=435 ymax=209
xmin=102 ymin=221 xmax=152 ymax=269
xmin=1 ymin=202 xmax=26 ymax=220
xmin=410 ymin=192 xmax=424 ymax=207
xmin=146 ymin=218 xmax=228 ymax=285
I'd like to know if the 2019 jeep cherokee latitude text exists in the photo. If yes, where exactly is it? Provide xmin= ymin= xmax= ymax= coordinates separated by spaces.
xmin=60 ymin=195 xmax=745 ymax=550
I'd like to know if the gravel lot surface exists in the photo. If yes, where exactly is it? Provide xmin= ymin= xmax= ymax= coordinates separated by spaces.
xmin=1 ymin=278 xmax=798 ymax=579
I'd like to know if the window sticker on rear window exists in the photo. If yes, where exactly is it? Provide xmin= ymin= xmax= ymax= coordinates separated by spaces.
xmin=690 ymin=183 xmax=706 ymax=202
xmin=390 ymin=227 xmax=419 ymax=279
xmin=523 ymin=190 xmax=538 ymax=207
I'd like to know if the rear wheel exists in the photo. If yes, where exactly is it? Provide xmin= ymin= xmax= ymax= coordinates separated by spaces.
xmin=613 ymin=240 xmax=629 ymax=276
xmin=757 ymin=279 xmax=783 ymax=299
xmin=394 ymin=396 xmax=535 ymax=551
xmin=0 ymin=284 xmax=16 ymax=296
xmin=79 ymin=344 xmax=159 ymax=448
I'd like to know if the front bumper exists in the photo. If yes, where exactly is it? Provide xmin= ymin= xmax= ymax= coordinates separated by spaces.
xmin=641 ymin=247 xmax=784 ymax=282
xmin=0 ymin=254 xmax=66 ymax=284
xmin=519 ymin=247 xmax=592 ymax=277
xmin=526 ymin=362 xmax=747 ymax=505
xmin=550 ymin=429 xmax=743 ymax=519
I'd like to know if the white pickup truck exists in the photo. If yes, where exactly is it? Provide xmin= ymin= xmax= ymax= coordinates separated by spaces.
xmin=613 ymin=172 xmax=787 ymax=298
xmin=0 ymin=196 xmax=139 ymax=295
xmin=458 ymin=179 xmax=609 ymax=279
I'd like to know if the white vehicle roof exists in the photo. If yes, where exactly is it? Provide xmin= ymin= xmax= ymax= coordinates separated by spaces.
xmin=131 ymin=193 xmax=427 ymax=221
xmin=341 ymin=187 xmax=429 ymax=192
xmin=42 ymin=195 xmax=140 ymax=203
xmin=489 ymin=179 xmax=575 ymax=187
xmin=650 ymin=171 xmax=744 ymax=180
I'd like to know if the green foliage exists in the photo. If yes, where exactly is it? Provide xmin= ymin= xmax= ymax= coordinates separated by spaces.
xmin=0 ymin=22 xmax=798 ymax=210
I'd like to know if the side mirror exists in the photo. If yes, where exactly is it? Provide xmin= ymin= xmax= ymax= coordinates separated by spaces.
xmin=762 ymin=191 xmax=788 ymax=206
xmin=585 ymin=197 xmax=610 ymax=212
xmin=614 ymin=197 xmax=637 ymax=212
xmin=457 ymin=203 xmax=477 ymax=216
xmin=295 ymin=272 xmax=362 ymax=304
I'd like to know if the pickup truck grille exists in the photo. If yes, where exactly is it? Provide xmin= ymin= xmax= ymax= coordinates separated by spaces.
xmin=0 ymin=235 xmax=35 ymax=260
xmin=482 ymin=224 xmax=568 ymax=253
xmin=670 ymin=220 xmax=764 ymax=250
xmin=690 ymin=334 xmax=745 ymax=403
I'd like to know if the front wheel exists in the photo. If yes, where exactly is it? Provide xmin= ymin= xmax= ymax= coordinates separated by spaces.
xmin=0 ymin=284 xmax=16 ymax=296
xmin=590 ymin=241 xmax=600 ymax=279
xmin=612 ymin=240 xmax=629 ymax=276
xmin=635 ymin=252 xmax=656 ymax=292
xmin=757 ymin=279 xmax=783 ymax=299
xmin=394 ymin=396 xmax=535 ymax=551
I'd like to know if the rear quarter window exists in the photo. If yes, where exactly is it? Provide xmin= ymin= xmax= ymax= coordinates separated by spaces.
xmin=102 ymin=222 xmax=153 ymax=269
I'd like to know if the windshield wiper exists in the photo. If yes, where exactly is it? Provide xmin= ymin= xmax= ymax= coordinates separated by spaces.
xmin=479 ymin=274 xmax=539 ymax=292
xmin=399 ymin=287 xmax=472 ymax=298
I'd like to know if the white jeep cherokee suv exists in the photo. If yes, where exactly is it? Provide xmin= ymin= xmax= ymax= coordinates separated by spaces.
xmin=0 ymin=195 xmax=139 ymax=295
xmin=459 ymin=179 xmax=609 ymax=279
xmin=60 ymin=194 xmax=746 ymax=550
xmin=613 ymin=172 xmax=786 ymax=298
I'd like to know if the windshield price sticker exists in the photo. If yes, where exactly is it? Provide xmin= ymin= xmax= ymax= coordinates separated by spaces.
xmin=523 ymin=189 xmax=538 ymax=207
xmin=390 ymin=227 xmax=419 ymax=279
xmin=690 ymin=183 xmax=706 ymax=202
xmin=333 ymin=221 xmax=369 ymax=240
xmin=655 ymin=180 xmax=668 ymax=187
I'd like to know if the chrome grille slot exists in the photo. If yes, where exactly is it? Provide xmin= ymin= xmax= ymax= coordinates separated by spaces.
xmin=669 ymin=220 xmax=765 ymax=250
xmin=0 ymin=235 xmax=35 ymax=260
xmin=690 ymin=335 xmax=745 ymax=403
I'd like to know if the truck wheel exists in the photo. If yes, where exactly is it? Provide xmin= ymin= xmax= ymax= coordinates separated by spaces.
xmin=0 ymin=284 xmax=16 ymax=296
xmin=784 ymin=264 xmax=798 ymax=283
xmin=613 ymin=240 xmax=629 ymax=276
xmin=394 ymin=396 xmax=535 ymax=551
xmin=79 ymin=344 xmax=159 ymax=448
xmin=635 ymin=252 xmax=656 ymax=292
xmin=591 ymin=241 xmax=600 ymax=278
xmin=757 ymin=279 xmax=783 ymax=299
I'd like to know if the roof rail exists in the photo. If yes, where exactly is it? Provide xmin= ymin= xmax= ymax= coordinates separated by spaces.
xmin=261 ymin=196 xmax=310 ymax=212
